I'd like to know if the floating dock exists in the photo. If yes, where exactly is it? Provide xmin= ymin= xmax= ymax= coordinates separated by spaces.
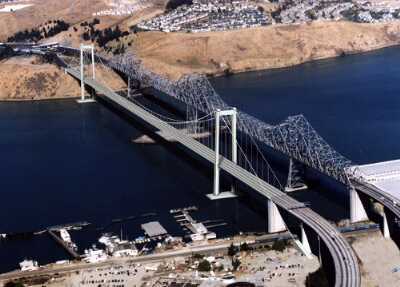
xmin=48 ymin=221 xmax=91 ymax=231
xmin=97 ymin=212 xmax=157 ymax=231
xmin=170 ymin=206 xmax=198 ymax=214
xmin=47 ymin=229 xmax=80 ymax=260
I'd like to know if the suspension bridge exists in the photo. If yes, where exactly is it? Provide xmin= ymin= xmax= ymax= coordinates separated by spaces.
xmin=37 ymin=44 xmax=361 ymax=287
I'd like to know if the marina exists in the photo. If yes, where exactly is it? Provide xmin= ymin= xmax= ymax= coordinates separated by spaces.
xmin=47 ymin=229 xmax=80 ymax=260
xmin=97 ymin=213 xmax=157 ymax=231
xmin=171 ymin=207 xmax=223 ymax=242
xmin=2 ymin=45 xmax=400 ymax=273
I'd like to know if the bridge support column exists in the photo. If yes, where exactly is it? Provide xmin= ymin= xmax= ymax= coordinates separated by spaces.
xmin=293 ymin=225 xmax=313 ymax=259
xmin=382 ymin=208 xmax=396 ymax=238
xmin=350 ymin=187 xmax=368 ymax=223
xmin=267 ymin=200 xmax=286 ymax=233
xmin=77 ymin=43 xmax=96 ymax=104
xmin=207 ymin=108 xmax=238 ymax=200
xmin=301 ymin=225 xmax=312 ymax=254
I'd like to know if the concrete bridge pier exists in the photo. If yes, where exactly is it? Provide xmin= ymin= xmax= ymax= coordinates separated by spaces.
xmin=382 ymin=207 xmax=396 ymax=238
xmin=300 ymin=224 xmax=312 ymax=254
xmin=267 ymin=200 xmax=286 ymax=233
xmin=350 ymin=187 xmax=369 ymax=223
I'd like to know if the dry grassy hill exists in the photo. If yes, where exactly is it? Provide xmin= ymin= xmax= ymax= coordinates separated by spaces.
xmin=0 ymin=0 xmax=110 ymax=42
xmin=0 ymin=56 xmax=81 ymax=100
xmin=125 ymin=21 xmax=400 ymax=80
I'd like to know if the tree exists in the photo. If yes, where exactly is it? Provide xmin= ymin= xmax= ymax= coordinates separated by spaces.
xmin=231 ymin=258 xmax=240 ymax=271
xmin=82 ymin=32 xmax=90 ymax=41
xmin=198 ymin=260 xmax=211 ymax=272
xmin=240 ymin=242 xmax=251 ymax=251
xmin=305 ymin=267 xmax=328 ymax=287
xmin=193 ymin=253 xmax=204 ymax=259
xmin=166 ymin=0 xmax=192 ymax=10
xmin=4 ymin=282 xmax=24 ymax=287
xmin=228 ymin=243 xmax=237 ymax=257
xmin=271 ymin=240 xmax=286 ymax=252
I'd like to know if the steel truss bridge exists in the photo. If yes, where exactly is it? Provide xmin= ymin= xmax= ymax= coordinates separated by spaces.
xmin=62 ymin=63 xmax=360 ymax=287
xmin=106 ymin=50 xmax=353 ymax=184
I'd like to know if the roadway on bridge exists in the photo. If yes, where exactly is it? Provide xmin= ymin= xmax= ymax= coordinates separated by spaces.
xmin=351 ymin=178 xmax=400 ymax=220
xmin=62 ymin=65 xmax=360 ymax=287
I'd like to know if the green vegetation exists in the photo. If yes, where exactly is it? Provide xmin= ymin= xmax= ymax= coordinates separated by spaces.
xmin=305 ymin=267 xmax=329 ymax=287
xmin=193 ymin=253 xmax=204 ymax=259
xmin=198 ymin=260 xmax=211 ymax=271
xmin=228 ymin=242 xmax=238 ymax=257
xmin=240 ymin=242 xmax=252 ymax=251
xmin=231 ymin=258 xmax=241 ymax=271
xmin=7 ymin=20 xmax=70 ymax=43
xmin=4 ymin=282 xmax=25 ymax=287
xmin=216 ymin=264 xmax=224 ymax=271
xmin=271 ymin=240 xmax=286 ymax=252
xmin=0 ymin=46 xmax=16 ymax=61
xmin=270 ymin=5 xmax=287 ymax=23
xmin=166 ymin=0 xmax=193 ymax=10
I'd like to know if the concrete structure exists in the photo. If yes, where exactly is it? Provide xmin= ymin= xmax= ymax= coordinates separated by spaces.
xmin=267 ymin=200 xmax=286 ymax=233
xmin=78 ymin=44 xmax=96 ymax=103
xmin=347 ymin=160 xmax=400 ymax=238
xmin=112 ymin=243 xmax=138 ymax=257
xmin=207 ymin=108 xmax=237 ymax=200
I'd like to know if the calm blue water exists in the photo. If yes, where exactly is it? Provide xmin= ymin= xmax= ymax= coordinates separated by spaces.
xmin=1 ymin=46 xmax=400 ymax=272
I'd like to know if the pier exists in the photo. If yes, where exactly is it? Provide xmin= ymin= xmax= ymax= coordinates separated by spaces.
xmin=97 ymin=213 xmax=157 ymax=231
xmin=170 ymin=206 xmax=198 ymax=214
xmin=48 ymin=222 xmax=91 ymax=231
xmin=47 ymin=229 xmax=80 ymax=260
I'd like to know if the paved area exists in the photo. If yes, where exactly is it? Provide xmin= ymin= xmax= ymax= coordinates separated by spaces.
xmin=1 ymin=242 xmax=320 ymax=287
xmin=346 ymin=229 xmax=400 ymax=287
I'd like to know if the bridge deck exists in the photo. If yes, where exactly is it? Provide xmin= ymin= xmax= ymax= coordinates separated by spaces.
xmin=65 ymin=67 xmax=360 ymax=287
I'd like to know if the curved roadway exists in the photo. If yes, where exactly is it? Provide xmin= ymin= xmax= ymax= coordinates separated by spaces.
xmin=63 ymin=66 xmax=361 ymax=287
xmin=350 ymin=178 xmax=400 ymax=219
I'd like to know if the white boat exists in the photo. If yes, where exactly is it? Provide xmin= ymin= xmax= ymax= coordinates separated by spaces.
xmin=60 ymin=229 xmax=71 ymax=243
xmin=19 ymin=259 xmax=38 ymax=271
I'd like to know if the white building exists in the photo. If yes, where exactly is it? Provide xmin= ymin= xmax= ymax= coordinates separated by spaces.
xmin=19 ymin=259 xmax=38 ymax=271
xmin=83 ymin=249 xmax=108 ymax=263
xmin=347 ymin=159 xmax=400 ymax=199
xmin=112 ymin=243 xmax=138 ymax=257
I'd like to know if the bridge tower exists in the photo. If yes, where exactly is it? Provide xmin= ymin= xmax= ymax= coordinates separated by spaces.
xmin=78 ymin=43 xmax=96 ymax=103
xmin=207 ymin=108 xmax=238 ymax=200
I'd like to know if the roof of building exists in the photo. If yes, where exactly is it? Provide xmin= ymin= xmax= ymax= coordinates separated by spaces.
xmin=356 ymin=159 xmax=400 ymax=177
xmin=141 ymin=221 xmax=168 ymax=237
xmin=350 ymin=160 xmax=400 ymax=199
xmin=113 ymin=243 xmax=137 ymax=252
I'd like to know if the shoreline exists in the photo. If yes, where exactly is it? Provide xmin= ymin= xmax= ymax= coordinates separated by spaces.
xmin=0 ymin=96 xmax=79 ymax=102
xmin=2 ymin=42 xmax=400 ymax=102
xmin=208 ymin=42 xmax=400 ymax=80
